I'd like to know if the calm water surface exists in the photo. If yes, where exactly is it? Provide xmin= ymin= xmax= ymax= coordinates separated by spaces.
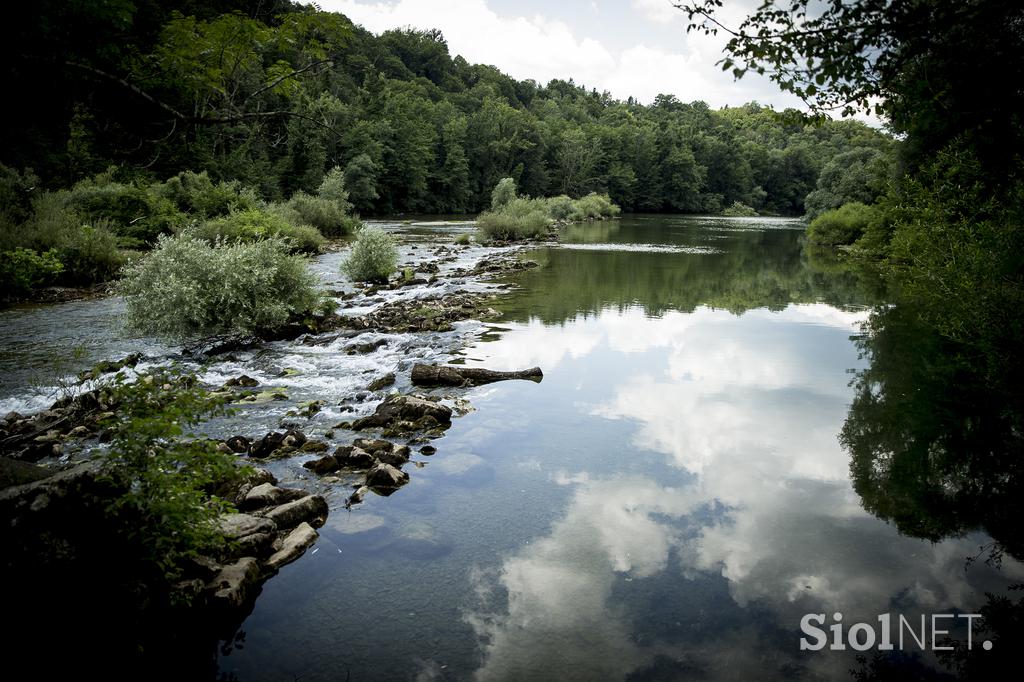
xmin=216 ymin=216 xmax=1021 ymax=681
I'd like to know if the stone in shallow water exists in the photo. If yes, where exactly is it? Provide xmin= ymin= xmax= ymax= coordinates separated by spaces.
xmin=264 ymin=494 xmax=328 ymax=529
xmin=207 ymin=557 xmax=261 ymax=610
xmin=265 ymin=522 xmax=319 ymax=571
xmin=218 ymin=513 xmax=275 ymax=540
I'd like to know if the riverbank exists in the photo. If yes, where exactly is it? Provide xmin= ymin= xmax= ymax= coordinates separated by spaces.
xmin=0 ymin=222 xmax=549 ymax=675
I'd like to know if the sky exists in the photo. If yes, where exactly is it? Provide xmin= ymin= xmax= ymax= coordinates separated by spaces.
xmin=305 ymin=0 xmax=808 ymax=111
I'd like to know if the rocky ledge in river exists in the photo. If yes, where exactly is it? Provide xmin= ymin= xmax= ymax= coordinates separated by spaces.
xmin=0 ymin=460 xmax=328 ymax=627
xmin=340 ymin=292 xmax=503 ymax=333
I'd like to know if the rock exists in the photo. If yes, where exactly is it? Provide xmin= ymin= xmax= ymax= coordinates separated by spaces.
xmin=216 ymin=442 xmax=233 ymax=454
xmin=236 ymin=531 xmax=276 ymax=557
xmin=335 ymin=445 xmax=375 ymax=469
xmin=419 ymin=445 xmax=437 ymax=456
xmin=67 ymin=425 xmax=90 ymax=438
xmin=299 ymin=440 xmax=329 ymax=453
xmin=218 ymin=513 xmax=276 ymax=540
xmin=264 ymin=494 xmax=328 ymax=529
xmin=351 ymin=394 xmax=453 ymax=431
xmin=352 ymin=438 xmax=393 ymax=453
xmin=239 ymin=483 xmax=309 ymax=511
xmin=184 ymin=335 xmax=261 ymax=358
xmin=347 ymin=485 xmax=369 ymax=507
xmin=265 ymin=522 xmax=319 ymax=571
xmin=345 ymin=338 xmax=387 ymax=354
xmin=282 ymin=429 xmax=307 ymax=448
xmin=302 ymin=454 xmax=340 ymax=475
xmin=225 ymin=435 xmax=251 ymax=453
xmin=366 ymin=372 xmax=396 ymax=391
xmin=207 ymin=557 xmax=261 ymax=610
xmin=411 ymin=363 xmax=543 ymax=387
xmin=224 ymin=375 xmax=260 ymax=388
xmin=365 ymin=462 xmax=409 ymax=489
xmin=249 ymin=431 xmax=285 ymax=458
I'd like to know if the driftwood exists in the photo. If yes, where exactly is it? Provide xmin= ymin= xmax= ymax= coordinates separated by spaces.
xmin=411 ymin=363 xmax=543 ymax=387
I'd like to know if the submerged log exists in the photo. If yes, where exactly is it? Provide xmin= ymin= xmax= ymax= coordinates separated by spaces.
xmin=411 ymin=363 xmax=543 ymax=387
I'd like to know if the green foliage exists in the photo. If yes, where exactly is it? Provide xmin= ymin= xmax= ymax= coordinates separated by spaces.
xmin=97 ymin=367 xmax=248 ymax=587
xmin=317 ymin=166 xmax=354 ymax=213
xmin=546 ymin=195 xmax=576 ymax=221
xmin=343 ymin=154 xmax=380 ymax=212
xmin=883 ymin=146 xmax=1024 ymax=354
xmin=806 ymin=202 xmax=879 ymax=246
xmin=286 ymin=192 xmax=359 ymax=237
xmin=454 ymin=233 xmax=471 ymax=245
xmin=0 ymin=248 xmax=63 ymax=297
xmin=804 ymin=148 xmax=892 ymax=221
xmin=155 ymin=170 xmax=257 ymax=217
xmin=195 ymin=208 xmax=324 ymax=254
xmin=341 ymin=226 xmax=398 ymax=283
xmin=722 ymin=201 xmax=758 ymax=217
xmin=61 ymin=172 xmax=185 ymax=244
xmin=117 ymin=233 xmax=322 ymax=338
xmin=476 ymin=208 xmax=549 ymax=241
xmin=491 ymin=177 xmax=517 ymax=210
xmin=56 ymin=222 xmax=124 ymax=285
xmin=0 ymin=164 xmax=39 ymax=226
xmin=569 ymin=193 xmax=621 ymax=220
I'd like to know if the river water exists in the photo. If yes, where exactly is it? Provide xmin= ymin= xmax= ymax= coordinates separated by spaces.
xmin=1 ymin=215 xmax=1018 ymax=680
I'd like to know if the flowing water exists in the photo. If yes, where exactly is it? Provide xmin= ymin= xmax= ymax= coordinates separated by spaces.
xmin=1 ymin=216 xmax=1018 ymax=680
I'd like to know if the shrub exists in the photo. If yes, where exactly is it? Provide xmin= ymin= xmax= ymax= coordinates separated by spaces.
xmin=807 ymin=202 xmax=879 ymax=246
xmin=0 ymin=164 xmax=39 ymax=227
xmin=454 ymin=233 xmax=471 ymax=245
xmin=117 ymin=234 xmax=322 ymax=338
xmin=57 ymin=221 xmax=124 ymax=285
xmin=491 ymin=177 xmax=517 ymax=210
xmin=317 ymin=166 xmax=354 ymax=214
xmin=341 ymin=226 xmax=398 ymax=283
xmin=570 ymin=192 xmax=620 ymax=220
xmin=722 ymin=201 xmax=759 ymax=217
xmin=155 ymin=170 xmax=257 ymax=217
xmin=476 ymin=209 xmax=549 ymax=241
xmin=62 ymin=173 xmax=185 ymax=244
xmin=286 ymin=192 xmax=358 ymax=237
xmin=546 ymin=195 xmax=576 ymax=220
xmin=195 ymin=208 xmax=324 ymax=253
xmin=0 ymin=248 xmax=63 ymax=296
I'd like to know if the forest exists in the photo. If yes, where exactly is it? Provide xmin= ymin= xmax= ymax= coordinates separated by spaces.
xmin=3 ymin=0 xmax=890 ymax=219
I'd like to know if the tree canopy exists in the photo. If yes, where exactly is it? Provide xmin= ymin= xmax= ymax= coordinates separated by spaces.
xmin=2 ymin=0 xmax=890 ymax=216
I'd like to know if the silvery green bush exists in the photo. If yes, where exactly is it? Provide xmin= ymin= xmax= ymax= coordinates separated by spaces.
xmin=117 ymin=233 xmax=321 ymax=338
xmin=341 ymin=226 xmax=397 ymax=283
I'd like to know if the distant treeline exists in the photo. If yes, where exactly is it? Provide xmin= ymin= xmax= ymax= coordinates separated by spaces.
xmin=4 ymin=0 xmax=891 ymax=216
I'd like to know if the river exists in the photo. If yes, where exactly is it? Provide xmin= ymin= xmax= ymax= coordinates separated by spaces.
xmin=1 ymin=215 xmax=1019 ymax=680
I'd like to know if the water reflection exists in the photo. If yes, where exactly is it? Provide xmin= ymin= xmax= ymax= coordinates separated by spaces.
xmin=464 ymin=302 xmax=1022 ymax=681
xmin=843 ymin=304 xmax=1024 ymax=562
xmin=217 ymin=216 xmax=1020 ymax=681
xmin=497 ymin=216 xmax=883 ymax=323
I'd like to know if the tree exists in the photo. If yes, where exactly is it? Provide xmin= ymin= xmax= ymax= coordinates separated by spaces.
xmin=676 ymin=1 xmax=1024 ymax=171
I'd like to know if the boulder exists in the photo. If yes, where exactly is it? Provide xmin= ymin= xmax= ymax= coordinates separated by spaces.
xmin=334 ymin=445 xmax=375 ymax=469
xmin=265 ymin=522 xmax=319 ymax=571
xmin=264 ymin=494 xmax=328 ymax=529
xmin=224 ymin=375 xmax=260 ymax=388
xmin=239 ymin=483 xmax=309 ymax=511
xmin=351 ymin=394 xmax=452 ymax=430
xmin=365 ymin=462 xmax=409 ymax=490
xmin=225 ymin=435 xmax=251 ymax=453
xmin=366 ymin=372 xmax=396 ymax=391
xmin=218 ymin=513 xmax=275 ymax=540
xmin=249 ymin=431 xmax=285 ymax=458
xmin=302 ymin=454 xmax=340 ymax=475
xmin=207 ymin=557 xmax=261 ymax=610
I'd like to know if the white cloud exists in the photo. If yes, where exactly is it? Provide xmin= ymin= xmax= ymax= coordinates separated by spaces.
xmin=631 ymin=0 xmax=679 ymax=25
xmin=308 ymin=0 xmax=805 ymax=109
